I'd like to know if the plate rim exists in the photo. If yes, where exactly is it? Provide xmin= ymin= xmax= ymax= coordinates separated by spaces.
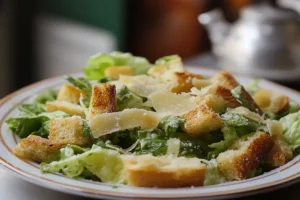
xmin=0 ymin=68 xmax=300 ymax=200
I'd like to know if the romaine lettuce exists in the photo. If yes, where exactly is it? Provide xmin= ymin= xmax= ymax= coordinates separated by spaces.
xmin=116 ymin=86 xmax=146 ymax=111
xmin=84 ymin=52 xmax=151 ymax=80
xmin=280 ymin=111 xmax=300 ymax=150
xmin=6 ymin=111 xmax=69 ymax=138
xmin=208 ymin=126 xmax=239 ymax=158
xmin=203 ymin=159 xmax=226 ymax=186
xmin=158 ymin=115 xmax=185 ymax=135
xmin=41 ymin=146 xmax=124 ymax=183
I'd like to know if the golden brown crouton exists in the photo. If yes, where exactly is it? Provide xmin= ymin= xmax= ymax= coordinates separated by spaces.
xmin=170 ymin=72 xmax=203 ymax=93
xmin=121 ymin=154 xmax=206 ymax=188
xmin=49 ymin=117 xmax=91 ymax=146
xmin=46 ymin=101 xmax=85 ymax=117
xmin=13 ymin=135 xmax=63 ymax=162
xmin=211 ymin=70 xmax=239 ymax=90
xmin=88 ymin=84 xmax=116 ymax=118
xmin=265 ymin=121 xmax=293 ymax=167
xmin=217 ymin=132 xmax=274 ymax=180
xmin=253 ymin=89 xmax=290 ymax=114
xmin=104 ymin=66 xmax=134 ymax=79
xmin=265 ymin=140 xmax=293 ymax=167
xmin=57 ymin=84 xmax=82 ymax=104
xmin=180 ymin=104 xmax=224 ymax=137
xmin=203 ymin=84 xmax=241 ymax=113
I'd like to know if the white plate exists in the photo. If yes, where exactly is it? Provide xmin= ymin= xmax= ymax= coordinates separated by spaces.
xmin=0 ymin=68 xmax=299 ymax=200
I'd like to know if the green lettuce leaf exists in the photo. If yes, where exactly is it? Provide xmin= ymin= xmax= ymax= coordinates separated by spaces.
xmin=203 ymin=159 xmax=226 ymax=186
xmin=83 ymin=52 xmax=151 ymax=80
xmin=280 ymin=111 xmax=300 ymax=150
xmin=35 ymin=89 xmax=57 ymax=104
xmin=116 ymin=86 xmax=147 ymax=111
xmin=221 ymin=111 xmax=267 ymax=137
xmin=6 ymin=111 xmax=69 ymax=138
xmin=244 ymin=79 xmax=260 ymax=95
xmin=64 ymin=76 xmax=92 ymax=95
xmin=41 ymin=146 xmax=124 ymax=183
xmin=208 ymin=126 xmax=239 ymax=159
xmin=158 ymin=116 xmax=185 ymax=135
xmin=19 ymin=104 xmax=46 ymax=115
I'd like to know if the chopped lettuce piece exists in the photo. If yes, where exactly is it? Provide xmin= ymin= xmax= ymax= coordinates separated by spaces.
xmin=208 ymin=126 xmax=239 ymax=159
xmin=84 ymin=54 xmax=116 ymax=80
xmin=19 ymin=103 xmax=45 ymax=115
xmin=231 ymin=85 xmax=262 ymax=114
xmin=221 ymin=111 xmax=267 ymax=137
xmin=60 ymin=145 xmax=88 ymax=160
xmin=41 ymin=146 xmax=124 ymax=183
xmin=98 ymin=77 xmax=115 ymax=83
xmin=203 ymin=159 xmax=226 ymax=186
xmin=155 ymin=55 xmax=181 ymax=65
xmin=6 ymin=111 xmax=69 ymax=138
xmin=82 ymin=119 xmax=91 ymax=137
xmin=244 ymin=79 xmax=260 ymax=95
xmin=166 ymin=138 xmax=180 ymax=156
xmin=280 ymin=111 xmax=300 ymax=150
xmin=83 ymin=52 xmax=151 ymax=80
xmin=64 ymin=76 xmax=92 ymax=95
xmin=35 ymin=89 xmax=57 ymax=104
xmin=158 ymin=116 xmax=185 ymax=135
xmin=116 ymin=86 xmax=146 ymax=111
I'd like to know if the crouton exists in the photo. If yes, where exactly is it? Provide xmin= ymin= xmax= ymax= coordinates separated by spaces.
xmin=121 ymin=154 xmax=206 ymax=188
xmin=253 ymin=89 xmax=290 ymax=113
xmin=104 ymin=66 xmax=134 ymax=79
xmin=180 ymin=104 xmax=224 ymax=137
xmin=211 ymin=71 xmax=239 ymax=90
xmin=57 ymin=84 xmax=82 ymax=104
xmin=203 ymin=84 xmax=241 ymax=113
xmin=217 ymin=132 xmax=274 ymax=180
xmin=265 ymin=121 xmax=293 ymax=167
xmin=13 ymin=135 xmax=63 ymax=162
xmin=46 ymin=101 xmax=85 ymax=117
xmin=88 ymin=84 xmax=116 ymax=119
xmin=170 ymin=72 xmax=203 ymax=93
xmin=49 ymin=116 xmax=91 ymax=146
xmin=265 ymin=140 xmax=293 ymax=167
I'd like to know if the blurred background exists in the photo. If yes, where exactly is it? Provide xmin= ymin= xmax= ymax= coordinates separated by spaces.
xmin=0 ymin=0 xmax=299 ymax=98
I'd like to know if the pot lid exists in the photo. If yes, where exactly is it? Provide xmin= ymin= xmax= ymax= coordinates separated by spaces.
xmin=241 ymin=3 xmax=299 ymax=21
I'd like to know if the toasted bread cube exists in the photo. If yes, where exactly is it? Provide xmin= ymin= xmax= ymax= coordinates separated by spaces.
xmin=46 ymin=101 xmax=85 ymax=117
xmin=57 ymin=84 xmax=82 ymax=104
xmin=217 ymin=132 xmax=274 ymax=180
xmin=121 ymin=154 xmax=206 ymax=188
xmin=49 ymin=116 xmax=91 ymax=146
xmin=104 ymin=66 xmax=134 ymax=79
xmin=265 ymin=121 xmax=293 ymax=167
xmin=203 ymin=84 xmax=241 ymax=113
xmin=265 ymin=139 xmax=293 ymax=167
xmin=13 ymin=135 xmax=63 ymax=162
xmin=254 ymin=89 xmax=289 ymax=113
xmin=211 ymin=71 xmax=239 ymax=90
xmin=88 ymin=84 xmax=116 ymax=119
xmin=180 ymin=104 xmax=224 ymax=137
xmin=170 ymin=72 xmax=203 ymax=93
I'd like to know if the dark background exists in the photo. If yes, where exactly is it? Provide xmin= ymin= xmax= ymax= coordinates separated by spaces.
xmin=0 ymin=0 xmax=274 ymax=98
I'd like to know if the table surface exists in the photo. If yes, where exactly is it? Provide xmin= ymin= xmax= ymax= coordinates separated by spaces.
xmin=1 ymin=53 xmax=299 ymax=200
xmin=1 ymin=162 xmax=299 ymax=200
